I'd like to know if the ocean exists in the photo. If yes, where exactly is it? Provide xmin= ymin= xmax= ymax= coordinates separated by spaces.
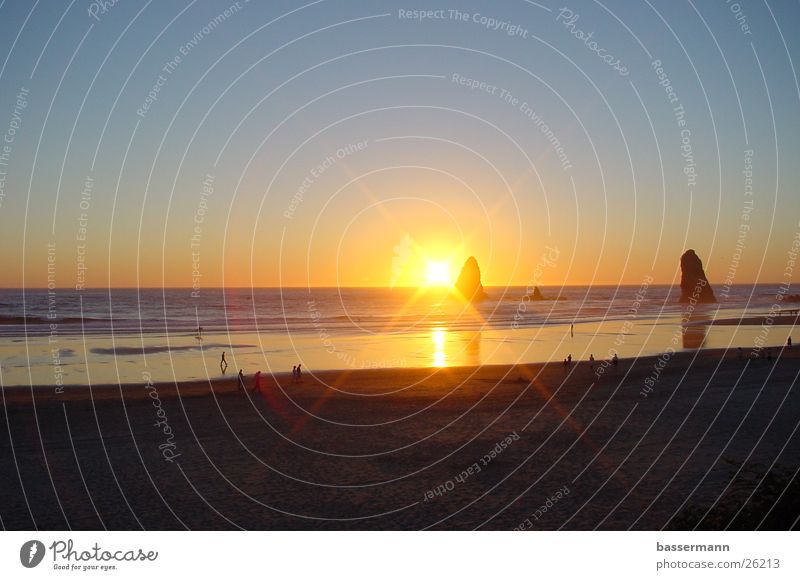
xmin=0 ymin=285 xmax=792 ymax=387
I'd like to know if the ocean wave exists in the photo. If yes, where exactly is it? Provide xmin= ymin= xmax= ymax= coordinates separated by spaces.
xmin=0 ymin=285 xmax=782 ymax=339
xmin=0 ymin=315 xmax=49 ymax=325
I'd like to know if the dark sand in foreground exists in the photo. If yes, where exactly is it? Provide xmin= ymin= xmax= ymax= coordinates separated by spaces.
xmin=2 ymin=348 xmax=799 ymax=530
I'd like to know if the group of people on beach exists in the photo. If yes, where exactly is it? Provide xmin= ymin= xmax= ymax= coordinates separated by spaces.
xmin=562 ymin=352 xmax=618 ymax=369
xmin=737 ymin=337 xmax=792 ymax=361
xmin=220 ymin=350 xmax=304 ymax=392
xmin=291 ymin=364 xmax=303 ymax=383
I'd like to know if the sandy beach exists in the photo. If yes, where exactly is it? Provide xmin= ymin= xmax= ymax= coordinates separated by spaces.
xmin=2 ymin=347 xmax=798 ymax=530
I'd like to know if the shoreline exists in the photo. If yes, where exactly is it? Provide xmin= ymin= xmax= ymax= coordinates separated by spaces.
xmin=709 ymin=313 xmax=800 ymax=326
xmin=4 ymin=346 xmax=798 ymax=405
xmin=2 ymin=311 xmax=796 ymax=389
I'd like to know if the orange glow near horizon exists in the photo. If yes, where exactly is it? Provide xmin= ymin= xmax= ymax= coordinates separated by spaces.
xmin=14 ymin=183 xmax=798 ymax=289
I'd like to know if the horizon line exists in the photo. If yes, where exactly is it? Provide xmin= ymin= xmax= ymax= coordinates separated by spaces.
xmin=0 ymin=282 xmax=789 ymax=291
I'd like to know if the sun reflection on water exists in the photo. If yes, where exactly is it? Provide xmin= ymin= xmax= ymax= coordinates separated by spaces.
xmin=431 ymin=327 xmax=447 ymax=367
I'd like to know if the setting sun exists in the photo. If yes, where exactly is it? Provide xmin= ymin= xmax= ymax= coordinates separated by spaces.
xmin=425 ymin=261 xmax=452 ymax=286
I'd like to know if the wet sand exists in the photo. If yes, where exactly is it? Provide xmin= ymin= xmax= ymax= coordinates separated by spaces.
xmin=1 ymin=348 xmax=799 ymax=530
xmin=710 ymin=313 xmax=800 ymax=327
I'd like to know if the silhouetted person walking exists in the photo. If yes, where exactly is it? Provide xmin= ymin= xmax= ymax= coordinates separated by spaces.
xmin=220 ymin=351 xmax=227 ymax=373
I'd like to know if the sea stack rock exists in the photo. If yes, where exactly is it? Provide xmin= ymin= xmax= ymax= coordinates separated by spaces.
xmin=532 ymin=286 xmax=545 ymax=300
xmin=454 ymin=256 xmax=487 ymax=302
xmin=679 ymin=249 xmax=716 ymax=303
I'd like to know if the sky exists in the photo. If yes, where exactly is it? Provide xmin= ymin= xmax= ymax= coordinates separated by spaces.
xmin=0 ymin=0 xmax=798 ymax=288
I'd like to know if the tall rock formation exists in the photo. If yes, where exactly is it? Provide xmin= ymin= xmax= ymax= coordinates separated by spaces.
xmin=454 ymin=256 xmax=487 ymax=302
xmin=679 ymin=249 xmax=716 ymax=303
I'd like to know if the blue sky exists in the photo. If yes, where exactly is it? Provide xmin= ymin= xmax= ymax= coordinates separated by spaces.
xmin=0 ymin=0 xmax=798 ymax=287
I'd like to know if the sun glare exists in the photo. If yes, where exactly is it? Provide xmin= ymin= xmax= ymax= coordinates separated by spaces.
xmin=431 ymin=328 xmax=447 ymax=367
xmin=425 ymin=260 xmax=452 ymax=286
